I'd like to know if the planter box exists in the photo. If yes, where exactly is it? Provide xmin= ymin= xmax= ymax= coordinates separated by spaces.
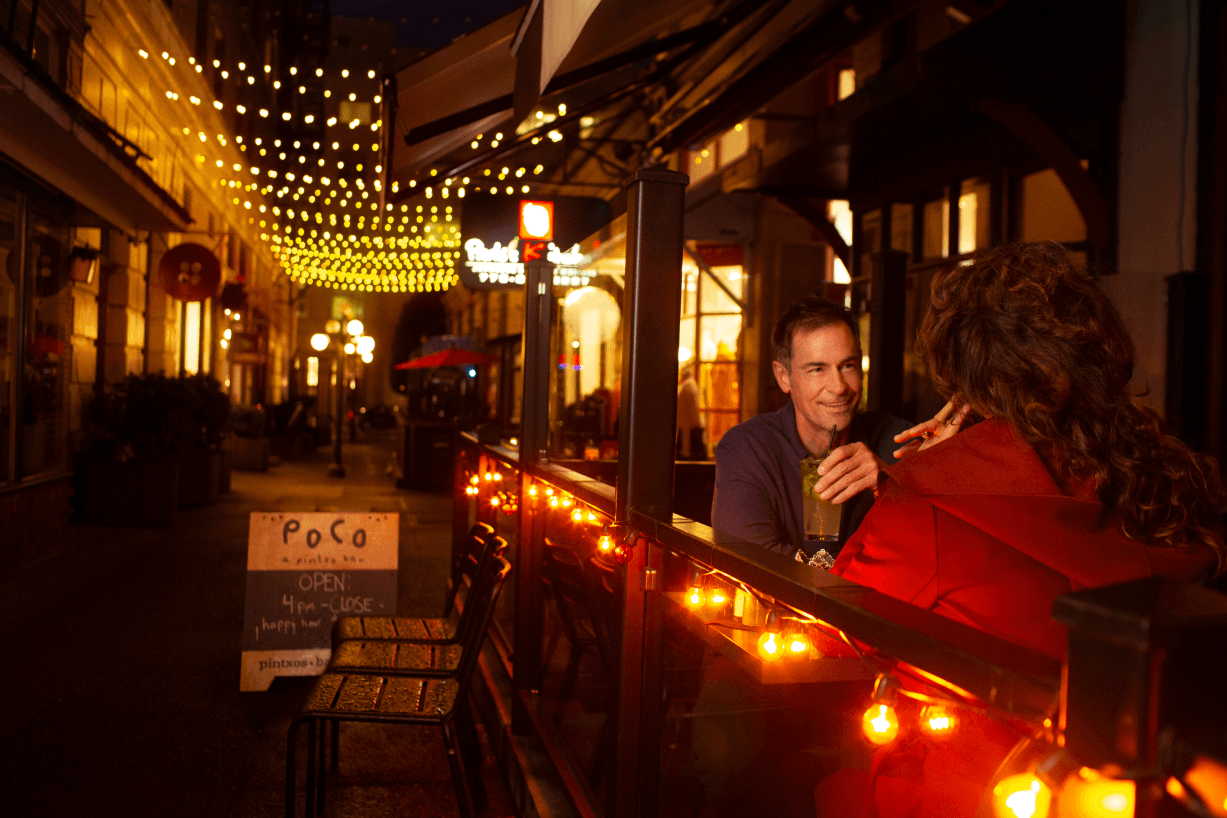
xmin=178 ymin=449 xmax=222 ymax=509
xmin=84 ymin=461 xmax=179 ymax=527
xmin=226 ymin=436 xmax=270 ymax=472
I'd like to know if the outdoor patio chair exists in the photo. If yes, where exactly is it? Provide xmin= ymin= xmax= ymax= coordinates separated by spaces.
xmin=331 ymin=522 xmax=502 ymax=645
xmin=327 ymin=537 xmax=508 ymax=677
xmin=285 ymin=554 xmax=512 ymax=818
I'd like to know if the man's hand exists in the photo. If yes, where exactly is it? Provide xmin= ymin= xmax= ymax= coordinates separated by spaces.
xmin=891 ymin=400 xmax=971 ymax=459
xmin=815 ymin=442 xmax=886 ymax=504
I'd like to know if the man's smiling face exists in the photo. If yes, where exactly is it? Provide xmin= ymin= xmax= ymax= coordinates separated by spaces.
xmin=772 ymin=322 xmax=863 ymax=447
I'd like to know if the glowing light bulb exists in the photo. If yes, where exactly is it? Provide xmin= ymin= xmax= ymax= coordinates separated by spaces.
xmin=757 ymin=631 xmax=782 ymax=659
xmin=992 ymin=775 xmax=1051 ymax=818
xmin=708 ymin=589 xmax=728 ymax=606
xmin=918 ymin=705 xmax=958 ymax=739
xmin=686 ymin=587 xmax=704 ymax=607
xmin=1058 ymin=773 xmax=1135 ymax=818
xmin=490 ymin=496 xmax=500 ymax=507
xmin=598 ymin=533 xmax=613 ymax=552
xmin=787 ymin=633 xmax=812 ymax=656
xmin=549 ymin=497 xmax=559 ymax=508
xmin=528 ymin=485 xmax=537 ymax=497
xmin=861 ymin=704 xmax=900 ymax=745
xmin=571 ymin=509 xmax=583 ymax=523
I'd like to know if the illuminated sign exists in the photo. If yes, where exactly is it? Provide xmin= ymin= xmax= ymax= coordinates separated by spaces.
xmin=519 ymin=200 xmax=554 ymax=240
xmin=462 ymin=238 xmax=588 ymax=287
xmin=459 ymin=193 xmax=610 ymax=291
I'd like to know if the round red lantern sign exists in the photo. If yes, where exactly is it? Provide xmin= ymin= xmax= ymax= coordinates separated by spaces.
xmin=158 ymin=243 xmax=221 ymax=302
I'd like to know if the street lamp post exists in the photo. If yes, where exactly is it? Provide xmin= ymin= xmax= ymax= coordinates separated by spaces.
xmin=311 ymin=318 xmax=371 ymax=478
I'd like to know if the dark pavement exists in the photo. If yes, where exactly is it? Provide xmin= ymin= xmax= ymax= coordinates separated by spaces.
xmin=0 ymin=430 xmax=513 ymax=818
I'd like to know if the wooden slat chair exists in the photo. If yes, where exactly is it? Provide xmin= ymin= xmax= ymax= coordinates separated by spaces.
xmin=285 ymin=555 xmax=512 ymax=818
xmin=331 ymin=522 xmax=503 ymax=645
xmin=326 ymin=532 xmax=508 ymax=678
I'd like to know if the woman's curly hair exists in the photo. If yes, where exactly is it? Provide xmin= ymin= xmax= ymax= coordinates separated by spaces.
xmin=918 ymin=242 xmax=1224 ymax=572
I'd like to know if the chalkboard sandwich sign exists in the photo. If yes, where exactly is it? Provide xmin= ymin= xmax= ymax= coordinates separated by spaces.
xmin=240 ymin=512 xmax=398 ymax=691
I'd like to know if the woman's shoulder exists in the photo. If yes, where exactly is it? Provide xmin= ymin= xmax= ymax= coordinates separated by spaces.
xmin=885 ymin=419 xmax=1063 ymax=498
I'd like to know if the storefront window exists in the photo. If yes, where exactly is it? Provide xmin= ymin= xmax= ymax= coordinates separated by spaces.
xmin=959 ymin=176 xmax=992 ymax=254
xmin=0 ymin=191 xmax=16 ymax=481
xmin=20 ymin=200 xmax=72 ymax=479
xmin=890 ymin=202 xmax=914 ymax=258
xmin=1019 ymin=168 xmax=1086 ymax=244
xmin=684 ymin=252 xmax=744 ymax=455
xmin=922 ymin=192 xmax=949 ymax=259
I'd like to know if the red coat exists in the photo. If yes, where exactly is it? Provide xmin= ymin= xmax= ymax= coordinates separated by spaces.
xmin=816 ymin=419 xmax=1216 ymax=818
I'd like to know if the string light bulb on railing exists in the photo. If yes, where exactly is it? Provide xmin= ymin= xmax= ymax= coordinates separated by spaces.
xmin=757 ymin=611 xmax=783 ymax=660
xmin=1056 ymin=769 xmax=1134 ymax=818
xmin=918 ymin=705 xmax=959 ymax=740
xmin=861 ymin=674 xmax=901 ymax=746
xmin=992 ymin=775 xmax=1052 ymax=818
xmin=785 ymin=627 xmax=813 ymax=657
xmin=597 ymin=527 xmax=614 ymax=554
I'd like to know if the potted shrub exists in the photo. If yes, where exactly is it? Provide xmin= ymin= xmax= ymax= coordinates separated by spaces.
xmin=81 ymin=374 xmax=182 ymax=526
xmin=174 ymin=374 xmax=229 ymax=508
xmin=226 ymin=404 xmax=271 ymax=471
xmin=80 ymin=373 xmax=231 ymax=523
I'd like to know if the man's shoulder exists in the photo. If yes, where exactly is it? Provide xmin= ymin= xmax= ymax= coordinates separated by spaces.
xmin=718 ymin=406 xmax=789 ymax=444
xmin=715 ymin=405 xmax=793 ymax=460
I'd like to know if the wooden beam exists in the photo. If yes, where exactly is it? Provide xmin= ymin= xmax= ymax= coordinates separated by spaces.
xmin=978 ymin=98 xmax=1111 ymax=251
xmin=775 ymin=194 xmax=851 ymax=269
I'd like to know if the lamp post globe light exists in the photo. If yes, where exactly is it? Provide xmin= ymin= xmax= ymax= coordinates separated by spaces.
xmin=314 ymin=319 xmax=373 ymax=478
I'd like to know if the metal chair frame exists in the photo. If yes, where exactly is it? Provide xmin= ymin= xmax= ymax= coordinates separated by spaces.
xmin=327 ymin=533 xmax=508 ymax=677
xmin=331 ymin=522 xmax=504 ymax=646
xmin=285 ymin=555 xmax=512 ymax=818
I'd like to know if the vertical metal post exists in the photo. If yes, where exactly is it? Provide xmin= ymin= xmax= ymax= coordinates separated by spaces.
xmin=866 ymin=250 xmax=908 ymax=417
xmin=512 ymin=258 xmax=553 ymax=734
xmin=521 ymin=260 xmax=554 ymax=463
xmin=328 ymin=346 xmax=345 ymax=477
xmin=613 ymin=168 xmax=688 ymax=818
xmin=511 ymin=472 xmax=545 ymax=734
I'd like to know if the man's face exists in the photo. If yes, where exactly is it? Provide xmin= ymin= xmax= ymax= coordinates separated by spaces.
xmin=772 ymin=323 xmax=862 ymax=443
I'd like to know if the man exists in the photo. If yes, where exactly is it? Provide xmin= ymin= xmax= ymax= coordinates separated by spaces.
xmin=712 ymin=295 xmax=912 ymax=558
xmin=676 ymin=365 xmax=705 ymax=460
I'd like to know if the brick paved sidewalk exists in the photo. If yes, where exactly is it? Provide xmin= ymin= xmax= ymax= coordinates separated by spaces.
xmin=0 ymin=432 xmax=514 ymax=818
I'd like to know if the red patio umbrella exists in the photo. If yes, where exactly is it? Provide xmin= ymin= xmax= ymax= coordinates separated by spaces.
xmin=394 ymin=346 xmax=499 ymax=370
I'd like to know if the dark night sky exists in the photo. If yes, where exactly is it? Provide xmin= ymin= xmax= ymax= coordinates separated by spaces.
xmin=329 ymin=0 xmax=527 ymax=50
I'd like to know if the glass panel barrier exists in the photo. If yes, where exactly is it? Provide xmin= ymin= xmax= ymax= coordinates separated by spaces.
xmin=454 ymin=435 xmax=1223 ymax=818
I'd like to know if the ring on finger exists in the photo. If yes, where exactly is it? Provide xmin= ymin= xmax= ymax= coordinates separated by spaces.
xmin=921 ymin=430 xmax=934 ymax=440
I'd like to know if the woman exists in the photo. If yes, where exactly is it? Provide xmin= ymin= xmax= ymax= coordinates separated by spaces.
xmin=815 ymin=242 xmax=1224 ymax=818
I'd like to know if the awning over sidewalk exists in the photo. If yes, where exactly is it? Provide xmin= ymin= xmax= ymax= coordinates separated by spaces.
xmin=0 ymin=45 xmax=191 ymax=232
xmin=389 ymin=6 xmax=526 ymax=184
xmin=387 ymin=0 xmax=719 ymax=189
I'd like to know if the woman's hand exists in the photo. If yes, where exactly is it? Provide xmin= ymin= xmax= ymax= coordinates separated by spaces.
xmin=892 ymin=400 xmax=971 ymax=459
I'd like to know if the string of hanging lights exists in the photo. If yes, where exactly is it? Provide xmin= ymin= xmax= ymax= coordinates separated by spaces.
xmin=141 ymin=46 xmax=467 ymax=293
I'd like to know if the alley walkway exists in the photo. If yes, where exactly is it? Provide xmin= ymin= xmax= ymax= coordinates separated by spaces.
xmin=0 ymin=431 xmax=512 ymax=818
